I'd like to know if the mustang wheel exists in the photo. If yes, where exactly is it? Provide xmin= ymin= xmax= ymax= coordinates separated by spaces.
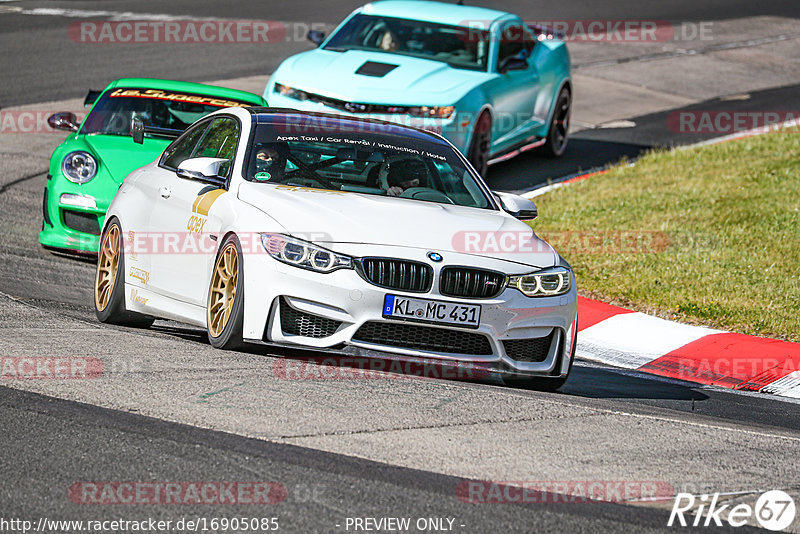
xmin=95 ymin=217 xmax=153 ymax=327
xmin=467 ymin=111 xmax=491 ymax=177
xmin=207 ymin=235 xmax=244 ymax=349
xmin=542 ymin=86 xmax=571 ymax=158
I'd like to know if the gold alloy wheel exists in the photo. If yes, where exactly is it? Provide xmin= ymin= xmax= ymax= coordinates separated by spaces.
xmin=95 ymin=224 xmax=120 ymax=312
xmin=208 ymin=242 xmax=239 ymax=338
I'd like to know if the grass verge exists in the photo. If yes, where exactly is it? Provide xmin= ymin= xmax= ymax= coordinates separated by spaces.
xmin=531 ymin=129 xmax=800 ymax=341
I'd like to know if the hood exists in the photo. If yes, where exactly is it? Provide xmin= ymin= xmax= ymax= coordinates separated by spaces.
xmin=238 ymin=181 xmax=557 ymax=269
xmin=273 ymin=49 xmax=487 ymax=104
xmin=83 ymin=135 xmax=170 ymax=184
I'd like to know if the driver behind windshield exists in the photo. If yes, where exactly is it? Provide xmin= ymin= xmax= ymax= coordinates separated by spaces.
xmin=253 ymin=143 xmax=287 ymax=180
xmin=385 ymin=158 xmax=428 ymax=197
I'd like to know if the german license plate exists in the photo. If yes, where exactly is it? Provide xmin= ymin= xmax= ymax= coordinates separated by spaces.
xmin=382 ymin=295 xmax=481 ymax=328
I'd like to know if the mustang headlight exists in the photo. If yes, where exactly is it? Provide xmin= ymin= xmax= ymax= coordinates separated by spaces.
xmin=273 ymin=83 xmax=308 ymax=101
xmin=261 ymin=233 xmax=352 ymax=273
xmin=406 ymin=106 xmax=455 ymax=119
xmin=62 ymin=151 xmax=97 ymax=184
xmin=508 ymin=267 xmax=572 ymax=297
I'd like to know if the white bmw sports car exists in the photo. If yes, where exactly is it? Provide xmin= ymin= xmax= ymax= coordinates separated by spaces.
xmin=95 ymin=107 xmax=577 ymax=389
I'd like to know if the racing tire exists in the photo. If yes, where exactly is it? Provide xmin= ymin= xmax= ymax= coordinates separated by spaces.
xmin=467 ymin=111 xmax=492 ymax=177
xmin=502 ymin=328 xmax=577 ymax=392
xmin=541 ymin=86 xmax=571 ymax=158
xmin=207 ymin=234 xmax=244 ymax=350
xmin=94 ymin=217 xmax=154 ymax=327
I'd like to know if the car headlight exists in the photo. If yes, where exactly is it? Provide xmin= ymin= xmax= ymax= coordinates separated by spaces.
xmin=261 ymin=233 xmax=352 ymax=273
xmin=273 ymin=83 xmax=308 ymax=101
xmin=508 ymin=267 xmax=572 ymax=297
xmin=62 ymin=151 xmax=97 ymax=184
xmin=406 ymin=106 xmax=455 ymax=119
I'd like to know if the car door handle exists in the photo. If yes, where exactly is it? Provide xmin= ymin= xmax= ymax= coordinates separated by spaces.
xmin=159 ymin=186 xmax=171 ymax=199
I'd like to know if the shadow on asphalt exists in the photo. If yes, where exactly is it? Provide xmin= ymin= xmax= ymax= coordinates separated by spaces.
xmin=486 ymin=138 xmax=650 ymax=193
xmin=149 ymin=321 xmax=708 ymax=402
xmin=561 ymin=364 xmax=709 ymax=401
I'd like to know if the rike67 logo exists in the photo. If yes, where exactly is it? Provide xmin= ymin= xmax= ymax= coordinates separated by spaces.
xmin=669 ymin=490 xmax=796 ymax=531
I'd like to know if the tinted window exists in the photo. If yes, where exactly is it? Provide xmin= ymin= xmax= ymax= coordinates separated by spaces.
xmin=190 ymin=117 xmax=240 ymax=177
xmin=80 ymin=87 xmax=256 ymax=137
xmin=161 ymin=120 xmax=211 ymax=170
xmin=497 ymin=23 xmax=534 ymax=69
xmin=244 ymin=117 xmax=494 ymax=209
xmin=324 ymin=14 xmax=490 ymax=71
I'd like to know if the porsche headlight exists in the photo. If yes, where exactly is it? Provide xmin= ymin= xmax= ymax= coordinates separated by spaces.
xmin=406 ymin=106 xmax=455 ymax=119
xmin=273 ymin=83 xmax=309 ymax=101
xmin=62 ymin=151 xmax=97 ymax=184
xmin=508 ymin=267 xmax=572 ymax=297
xmin=261 ymin=233 xmax=352 ymax=273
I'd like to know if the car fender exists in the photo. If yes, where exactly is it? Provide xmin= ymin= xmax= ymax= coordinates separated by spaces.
xmin=532 ymin=40 xmax=571 ymax=133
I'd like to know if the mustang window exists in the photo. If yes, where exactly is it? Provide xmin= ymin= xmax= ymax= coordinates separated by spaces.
xmin=324 ymin=14 xmax=490 ymax=71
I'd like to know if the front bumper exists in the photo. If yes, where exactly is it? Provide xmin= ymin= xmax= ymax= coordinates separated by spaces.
xmin=242 ymin=245 xmax=577 ymax=377
xmin=39 ymin=174 xmax=110 ymax=254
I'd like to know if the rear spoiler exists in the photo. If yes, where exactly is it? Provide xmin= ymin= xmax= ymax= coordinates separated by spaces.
xmin=526 ymin=23 xmax=564 ymax=41
xmin=132 ymin=118 xmax=183 ymax=144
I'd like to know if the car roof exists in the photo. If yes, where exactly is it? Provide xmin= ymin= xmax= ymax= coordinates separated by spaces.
xmin=104 ymin=78 xmax=266 ymax=105
xmin=247 ymin=107 xmax=451 ymax=145
xmin=360 ymin=0 xmax=510 ymax=27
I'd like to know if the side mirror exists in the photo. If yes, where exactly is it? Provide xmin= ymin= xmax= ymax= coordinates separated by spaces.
xmin=47 ymin=112 xmax=80 ymax=133
xmin=132 ymin=118 xmax=144 ymax=144
xmin=494 ymin=191 xmax=537 ymax=220
xmin=176 ymin=157 xmax=229 ymax=186
xmin=307 ymin=30 xmax=326 ymax=46
xmin=499 ymin=56 xmax=528 ymax=74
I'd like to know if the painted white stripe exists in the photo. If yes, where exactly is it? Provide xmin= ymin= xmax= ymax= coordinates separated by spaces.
xmin=761 ymin=371 xmax=800 ymax=398
xmin=17 ymin=8 xmax=217 ymax=22
xmin=577 ymin=312 xmax=720 ymax=369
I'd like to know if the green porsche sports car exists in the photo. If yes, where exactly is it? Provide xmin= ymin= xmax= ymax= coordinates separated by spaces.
xmin=40 ymin=78 xmax=267 ymax=254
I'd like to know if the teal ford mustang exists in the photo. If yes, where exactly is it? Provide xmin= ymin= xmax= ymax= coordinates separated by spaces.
xmin=264 ymin=0 xmax=571 ymax=176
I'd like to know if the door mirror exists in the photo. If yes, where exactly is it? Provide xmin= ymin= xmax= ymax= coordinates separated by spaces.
xmin=499 ymin=56 xmax=528 ymax=74
xmin=494 ymin=191 xmax=537 ymax=220
xmin=132 ymin=118 xmax=144 ymax=144
xmin=307 ymin=30 xmax=326 ymax=46
xmin=176 ymin=157 xmax=229 ymax=186
xmin=47 ymin=112 xmax=80 ymax=133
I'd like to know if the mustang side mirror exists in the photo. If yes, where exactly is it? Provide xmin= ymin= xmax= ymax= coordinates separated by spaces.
xmin=307 ymin=30 xmax=326 ymax=46
xmin=494 ymin=191 xmax=537 ymax=221
xmin=176 ymin=157 xmax=229 ymax=186
xmin=47 ymin=112 xmax=80 ymax=133
xmin=131 ymin=118 xmax=144 ymax=144
xmin=499 ymin=56 xmax=528 ymax=74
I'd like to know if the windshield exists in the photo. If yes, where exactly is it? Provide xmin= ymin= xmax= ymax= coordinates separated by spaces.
xmin=80 ymin=87 xmax=256 ymax=136
xmin=245 ymin=116 xmax=494 ymax=209
xmin=324 ymin=14 xmax=490 ymax=71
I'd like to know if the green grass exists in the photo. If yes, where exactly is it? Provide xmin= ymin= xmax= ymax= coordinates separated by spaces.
xmin=531 ymin=130 xmax=800 ymax=341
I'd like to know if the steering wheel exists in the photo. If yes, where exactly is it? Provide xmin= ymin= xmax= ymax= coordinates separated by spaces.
xmin=399 ymin=187 xmax=455 ymax=204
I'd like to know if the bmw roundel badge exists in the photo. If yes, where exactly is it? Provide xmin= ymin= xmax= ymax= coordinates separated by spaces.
xmin=427 ymin=252 xmax=443 ymax=262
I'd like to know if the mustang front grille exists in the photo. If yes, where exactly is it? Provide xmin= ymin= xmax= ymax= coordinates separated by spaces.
xmin=279 ymin=298 xmax=342 ymax=338
xmin=502 ymin=332 xmax=554 ymax=362
xmin=439 ymin=267 xmax=506 ymax=299
xmin=352 ymin=321 xmax=493 ymax=355
xmin=358 ymin=258 xmax=433 ymax=293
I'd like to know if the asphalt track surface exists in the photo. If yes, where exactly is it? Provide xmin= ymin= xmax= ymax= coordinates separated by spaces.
xmin=1 ymin=1 xmax=800 ymax=532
